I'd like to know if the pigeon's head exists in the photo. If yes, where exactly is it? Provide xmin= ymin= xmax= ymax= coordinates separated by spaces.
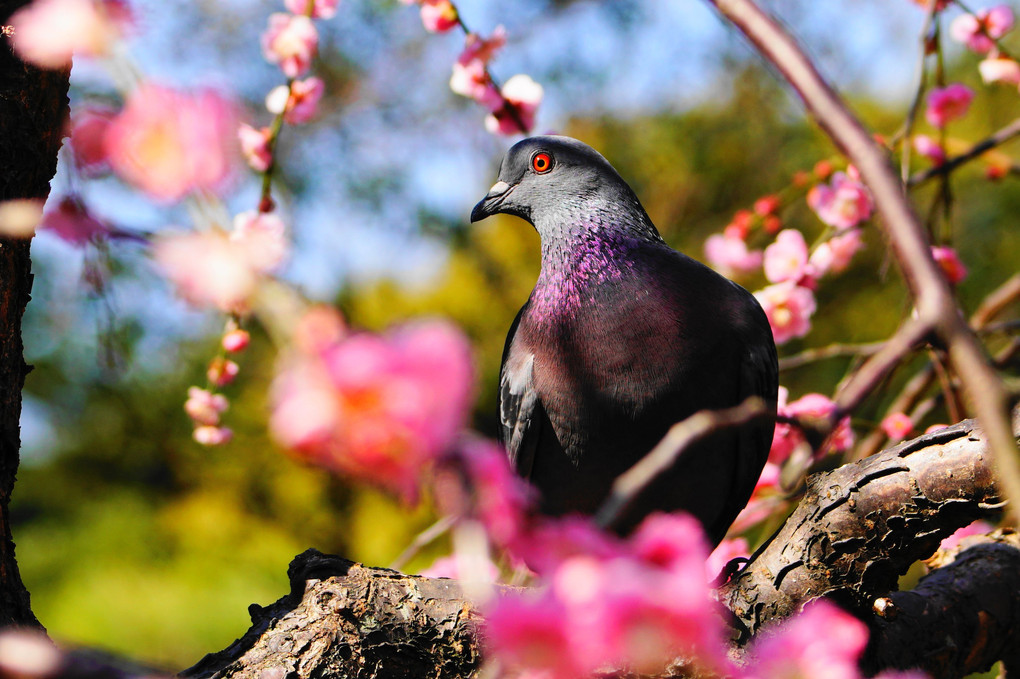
xmin=471 ymin=136 xmax=657 ymax=240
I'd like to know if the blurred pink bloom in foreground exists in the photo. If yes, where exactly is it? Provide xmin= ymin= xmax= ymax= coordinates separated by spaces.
xmin=704 ymin=231 xmax=763 ymax=277
xmin=808 ymin=229 xmax=863 ymax=276
xmin=69 ymin=107 xmax=115 ymax=176
xmin=979 ymin=56 xmax=1020 ymax=85
xmin=764 ymin=229 xmax=813 ymax=284
xmin=706 ymin=537 xmax=749 ymax=582
xmin=770 ymin=390 xmax=854 ymax=463
xmin=754 ymin=281 xmax=816 ymax=345
xmin=415 ymin=0 xmax=459 ymax=33
xmin=485 ymin=75 xmax=543 ymax=136
xmin=194 ymin=425 xmax=233 ymax=446
xmin=881 ymin=412 xmax=913 ymax=442
xmin=450 ymin=28 xmax=507 ymax=110
xmin=238 ymin=124 xmax=273 ymax=173
xmin=950 ymin=5 xmax=1014 ymax=54
xmin=912 ymin=134 xmax=946 ymax=165
xmin=265 ymin=77 xmax=325 ymax=124
xmin=154 ymin=231 xmax=260 ymax=312
xmin=9 ymin=0 xmax=130 ymax=69
xmin=931 ymin=245 xmax=968 ymax=284
xmin=454 ymin=439 xmax=533 ymax=547
xmin=808 ymin=171 xmax=873 ymax=230
xmin=105 ymin=85 xmax=238 ymax=202
xmin=270 ymin=318 xmax=474 ymax=502
xmin=939 ymin=519 xmax=994 ymax=551
xmin=744 ymin=600 xmax=868 ymax=679
xmin=39 ymin=196 xmax=109 ymax=245
xmin=222 ymin=328 xmax=251 ymax=353
xmin=230 ymin=210 xmax=289 ymax=273
xmin=730 ymin=461 xmax=782 ymax=533
xmin=925 ymin=83 xmax=974 ymax=128
xmin=185 ymin=387 xmax=228 ymax=426
xmin=261 ymin=13 xmax=318 ymax=78
xmin=284 ymin=0 xmax=339 ymax=19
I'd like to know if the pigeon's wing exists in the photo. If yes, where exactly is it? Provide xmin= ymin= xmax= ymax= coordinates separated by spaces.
xmin=498 ymin=308 xmax=542 ymax=479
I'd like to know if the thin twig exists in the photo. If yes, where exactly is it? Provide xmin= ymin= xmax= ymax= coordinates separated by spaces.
xmin=388 ymin=515 xmax=456 ymax=571
xmin=908 ymin=117 xmax=1020 ymax=187
xmin=778 ymin=341 xmax=886 ymax=371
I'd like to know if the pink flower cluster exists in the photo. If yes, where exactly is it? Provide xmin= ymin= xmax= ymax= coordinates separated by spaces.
xmin=770 ymin=387 xmax=855 ymax=463
xmin=9 ymin=0 xmax=131 ymax=69
xmin=950 ymin=5 xmax=1014 ymax=54
xmin=185 ymin=387 xmax=232 ymax=446
xmin=270 ymin=312 xmax=474 ymax=502
xmin=880 ymin=412 xmax=914 ymax=442
xmin=925 ymin=84 xmax=974 ymax=129
xmin=262 ymin=13 xmax=318 ymax=78
xmin=401 ymin=0 xmax=459 ymax=33
xmin=485 ymin=513 xmax=728 ymax=677
xmin=68 ymin=85 xmax=238 ymax=203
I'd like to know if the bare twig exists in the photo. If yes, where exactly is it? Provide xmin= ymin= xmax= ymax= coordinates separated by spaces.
xmin=388 ymin=515 xmax=456 ymax=572
xmin=593 ymin=397 xmax=771 ymax=530
xmin=909 ymin=117 xmax=1020 ymax=187
xmin=778 ymin=340 xmax=885 ymax=371
xmin=706 ymin=0 xmax=1020 ymax=525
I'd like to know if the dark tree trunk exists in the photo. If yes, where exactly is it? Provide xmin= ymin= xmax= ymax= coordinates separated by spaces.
xmin=0 ymin=1 xmax=70 ymax=629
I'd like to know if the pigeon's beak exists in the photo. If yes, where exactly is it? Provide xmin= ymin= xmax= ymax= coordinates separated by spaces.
xmin=471 ymin=180 xmax=513 ymax=222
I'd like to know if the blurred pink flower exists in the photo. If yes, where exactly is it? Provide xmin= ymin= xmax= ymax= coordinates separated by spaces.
xmin=706 ymin=536 xmax=749 ymax=582
xmin=284 ymin=0 xmax=339 ymax=19
xmin=270 ymin=320 xmax=474 ymax=502
xmin=9 ymin=0 xmax=130 ymax=69
xmin=704 ymin=231 xmax=763 ymax=277
xmin=754 ymin=282 xmax=816 ymax=345
xmin=450 ymin=28 xmax=507 ymax=110
xmin=925 ymin=83 xmax=974 ymax=128
xmin=285 ymin=77 xmax=325 ymax=124
xmin=629 ymin=512 xmax=709 ymax=574
xmin=939 ymin=519 xmax=993 ymax=551
xmin=154 ymin=231 xmax=259 ymax=312
xmin=979 ymin=56 xmax=1020 ymax=84
xmin=185 ymin=386 xmax=228 ymax=426
xmin=222 ymin=328 xmax=251 ymax=353
xmin=193 ymin=425 xmax=233 ymax=446
xmin=808 ymin=171 xmax=873 ymax=230
xmin=510 ymin=516 xmax=624 ymax=576
xmin=931 ymin=245 xmax=968 ymax=284
xmin=808 ymin=229 xmax=863 ymax=276
xmin=950 ymin=5 xmax=1013 ymax=54
xmin=419 ymin=554 xmax=500 ymax=581
xmin=261 ymin=13 xmax=318 ymax=78
xmin=770 ymin=391 xmax=854 ymax=463
xmin=912 ymin=134 xmax=946 ymax=164
xmin=418 ymin=0 xmax=458 ymax=33
xmin=105 ymin=85 xmax=238 ymax=202
xmin=881 ymin=412 xmax=913 ymax=442
xmin=730 ymin=462 xmax=782 ymax=533
xmin=456 ymin=438 xmax=534 ymax=547
xmin=745 ymin=600 xmax=868 ymax=679
xmin=69 ymin=107 xmax=115 ymax=175
xmin=485 ymin=595 xmax=583 ymax=677
xmin=39 ymin=196 xmax=109 ymax=245
xmin=485 ymin=75 xmax=543 ymax=136
xmin=764 ymin=229 xmax=813 ymax=284
xmin=230 ymin=210 xmax=289 ymax=273
xmin=238 ymin=124 xmax=273 ymax=173
xmin=207 ymin=357 xmax=240 ymax=387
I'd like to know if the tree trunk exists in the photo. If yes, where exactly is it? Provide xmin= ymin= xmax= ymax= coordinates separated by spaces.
xmin=0 ymin=1 xmax=69 ymax=629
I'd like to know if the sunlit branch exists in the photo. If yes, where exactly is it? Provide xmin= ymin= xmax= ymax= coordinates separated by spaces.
xmin=778 ymin=341 xmax=886 ymax=372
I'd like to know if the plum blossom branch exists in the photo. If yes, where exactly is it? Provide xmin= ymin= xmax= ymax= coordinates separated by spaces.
xmin=908 ymin=115 xmax=1020 ymax=187
xmin=706 ymin=0 xmax=1020 ymax=525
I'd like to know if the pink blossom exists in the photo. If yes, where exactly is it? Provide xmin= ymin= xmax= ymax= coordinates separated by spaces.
xmin=238 ymin=124 xmax=273 ymax=173
xmin=418 ymin=0 xmax=458 ymax=33
xmin=754 ymin=282 xmax=816 ymax=345
xmin=706 ymin=537 xmax=750 ymax=582
xmin=745 ymin=600 xmax=869 ymax=679
xmin=454 ymin=439 xmax=534 ymax=547
xmin=284 ymin=0 xmax=339 ymax=19
xmin=939 ymin=519 xmax=994 ymax=551
xmin=510 ymin=516 xmax=624 ymax=576
xmin=185 ymin=386 xmax=228 ymax=426
xmin=912 ymin=134 xmax=946 ymax=165
xmin=764 ymin=229 xmax=813 ymax=284
xmin=154 ymin=231 xmax=259 ymax=312
xmin=704 ymin=231 xmax=763 ymax=277
xmin=979 ymin=56 xmax=1020 ymax=84
xmin=270 ymin=320 xmax=474 ymax=502
xmin=293 ymin=305 xmax=347 ymax=354
xmin=729 ymin=462 xmax=782 ymax=533
xmin=485 ymin=75 xmax=543 ymax=136
xmin=261 ymin=13 xmax=318 ymax=78
xmin=222 ymin=328 xmax=251 ymax=353
xmin=285 ymin=77 xmax=324 ymax=124
xmin=208 ymin=357 xmax=240 ymax=387
xmin=69 ymin=108 xmax=114 ymax=175
xmin=193 ymin=425 xmax=233 ymax=446
xmin=754 ymin=194 xmax=781 ymax=216
xmin=931 ymin=245 xmax=968 ymax=284
xmin=807 ymin=171 xmax=873 ymax=230
xmin=450 ymin=28 xmax=507 ymax=110
xmin=230 ymin=210 xmax=289 ymax=273
xmin=770 ymin=391 xmax=854 ymax=463
xmin=881 ymin=412 xmax=913 ymax=442
xmin=629 ymin=512 xmax=710 ymax=574
xmin=39 ymin=196 xmax=109 ymax=245
xmin=484 ymin=595 xmax=584 ymax=677
xmin=808 ymin=229 xmax=864 ymax=276
xmin=925 ymin=83 xmax=974 ymax=128
xmin=9 ymin=0 xmax=130 ymax=69
xmin=950 ymin=5 xmax=1014 ymax=54
xmin=105 ymin=85 xmax=237 ymax=202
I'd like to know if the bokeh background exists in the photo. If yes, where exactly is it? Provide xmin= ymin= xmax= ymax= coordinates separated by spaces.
xmin=14 ymin=0 xmax=1020 ymax=668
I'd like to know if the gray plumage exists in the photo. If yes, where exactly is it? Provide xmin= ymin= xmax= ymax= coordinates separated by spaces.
xmin=471 ymin=135 xmax=778 ymax=544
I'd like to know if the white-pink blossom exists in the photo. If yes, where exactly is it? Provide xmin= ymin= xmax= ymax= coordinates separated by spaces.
xmin=807 ymin=171 xmax=873 ymax=230
xmin=284 ymin=0 xmax=339 ymax=19
xmin=9 ymin=0 xmax=130 ymax=68
xmin=704 ymin=231 xmax=763 ymax=277
xmin=754 ymin=282 xmax=817 ymax=345
xmin=238 ymin=124 xmax=273 ymax=173
xmin=230 ymin=210 xmax=289 ymax=273
xmin=809 ymin=229 xmax=864 ymax=276
xmin=950 ymin=5 xmax=1014 ymax=54
xmin=979 ymin=56 xmax=1020 ymax=84
xmin=261 ymin=13 xmax=318 ymax=78
xmin=485 ymin=75 xmax=543 ymax=136
xmin=763 ymin=229 xmax=812 ymax=284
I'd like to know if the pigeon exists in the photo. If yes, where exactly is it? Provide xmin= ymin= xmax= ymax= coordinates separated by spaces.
xmin=471 ymin=135 xmax=778 ymax=544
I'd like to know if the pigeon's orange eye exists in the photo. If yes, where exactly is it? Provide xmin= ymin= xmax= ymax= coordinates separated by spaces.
xmin=532 ymin=152 xmax=552 ymax=174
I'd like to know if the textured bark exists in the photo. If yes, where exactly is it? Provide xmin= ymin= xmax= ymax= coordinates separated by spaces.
xmin=174 ymin=414 xmax=1019 ymax=679
xmin=0 ymin=1 xmax=69 ymax=629
xmin=717 ymin=413 xmax=1012 ymax=641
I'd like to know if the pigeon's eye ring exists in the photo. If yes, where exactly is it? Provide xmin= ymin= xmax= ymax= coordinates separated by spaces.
xmin=532 ymin=152 xmax=553 ymax=174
